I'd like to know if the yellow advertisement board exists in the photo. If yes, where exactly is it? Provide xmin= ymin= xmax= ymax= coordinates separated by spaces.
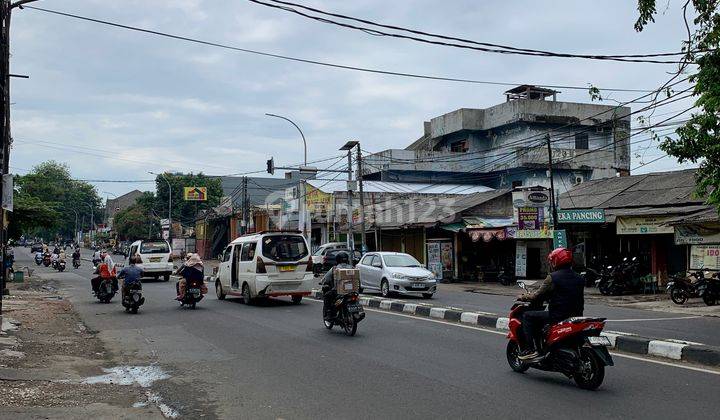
xmin=306 ymin=184 xmax=333 ymax=214
xmin=616 ymin=216 xmax=674 ymax=235
xmin=184 ymin=186 xmax=207 ymax=201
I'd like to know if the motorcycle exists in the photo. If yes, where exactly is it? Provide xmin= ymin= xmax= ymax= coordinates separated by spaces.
xmin=701 ymin=273 xmax=719 ymax=306
xmin=56 ymin=260 xmax=66 ymax=272
xmin=596 ymin=257 xmax=642 ymax=296
xmin=42 ymin=253 xmax=52 ymax=267
xmin=73 ymin=258 xmax=81 ymax=269
xmin=505 ymin=282 xmax=614 ymax=390
xmin=498 ymin=261 xmax=516 ymax=286
xmin=179 ymin=278 xmax=205 ymax=309
xmin=121 ymin=283 xmax=145 ymax=314
xmin=95 ymin=278 xmax=116 ymax=303
xmin=34 ymin=252 xmax=43 ymax=266
xmin=667 ymin=270 xmax=708 ymax=305
xmin=323 ymin=291 xmax=366 ymax=336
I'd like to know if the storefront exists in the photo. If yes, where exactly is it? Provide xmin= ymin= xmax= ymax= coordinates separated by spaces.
xmin=615 ymin=215 xmax=685 ymax=283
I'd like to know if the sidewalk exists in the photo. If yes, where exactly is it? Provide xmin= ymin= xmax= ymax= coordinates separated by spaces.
xmin=0 ymin=274 xmax=165 ymax=418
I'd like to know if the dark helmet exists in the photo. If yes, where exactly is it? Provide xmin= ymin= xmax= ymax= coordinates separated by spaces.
xmin=335 ymin=251 xmax=350 ymax=265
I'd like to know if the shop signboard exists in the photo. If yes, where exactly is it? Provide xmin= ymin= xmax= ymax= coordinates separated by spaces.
xmin=515 ymin=242 xmax=527 ymax=278
xmin=553 ymin=229 xmax=567 ymax=248
xmin=515 ymin=229 xmax=554 ymax=239
xmin=690 ymin=244 xmax=720 ymax=270
xmin=518 ymin=207 xmax=544 ymax=230
xmin=183 ymin=186 xmax=207 ymax=201
xmin=557 ymin=209 xmax=605 ymax=223
xmin=426 ymin=242 xmax=443 ymax=280
xmin=306 ymin=184 xmax=333 ymax=214
xmin=674 ymin=225 xmax=720 ymax=245
xmin=616 ymin=216 xmax=674 ymax=235
xmin=512 ymin=189 xmax=550 ymax=208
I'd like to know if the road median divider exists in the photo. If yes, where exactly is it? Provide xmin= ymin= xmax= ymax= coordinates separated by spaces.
xmin=310 ymin=289 xmax=720 ymax=369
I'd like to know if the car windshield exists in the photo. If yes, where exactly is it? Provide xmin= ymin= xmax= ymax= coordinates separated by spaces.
xmin=383 ymin=254 xmax=422 ymax=267
xmin=313 ymin=247 xmax=325 ymax=256
xmin=140 ymin=241 xmax=170 ymax=254
xmin=262 ymin=235 xmax=308 ymax=261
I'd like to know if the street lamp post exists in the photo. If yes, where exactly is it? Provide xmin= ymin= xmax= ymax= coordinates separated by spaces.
xmin=150 ymin=172 xmax=172 ymax=242
xmin=83 ymin=202 xmax=95 ymax=245
xmin=265 ymin=113 xmax=307 ymax=166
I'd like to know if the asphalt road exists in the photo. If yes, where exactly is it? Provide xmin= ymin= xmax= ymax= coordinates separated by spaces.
xmin=15 ymin=251 xmax=720 ymax=419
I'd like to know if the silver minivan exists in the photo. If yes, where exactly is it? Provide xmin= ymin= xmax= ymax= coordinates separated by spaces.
xmin=357 ymin=252 xmax=437 ymax=298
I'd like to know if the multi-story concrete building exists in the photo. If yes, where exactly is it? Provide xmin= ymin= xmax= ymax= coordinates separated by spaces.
xmin=363 ymin=85 xmax=631 ymax=194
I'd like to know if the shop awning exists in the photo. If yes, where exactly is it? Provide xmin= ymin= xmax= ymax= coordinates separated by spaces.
xmin=441 ymin=222 xmax=466 ymax=232
xmin=604 ymin=205 xmax=709 ymax=223
xmin=463 ymin=217 xmax=515 ymax=228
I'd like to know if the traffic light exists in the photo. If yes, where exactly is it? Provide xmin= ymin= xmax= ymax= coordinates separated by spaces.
xmin=266 ymin=157 xmax=274 ymax=175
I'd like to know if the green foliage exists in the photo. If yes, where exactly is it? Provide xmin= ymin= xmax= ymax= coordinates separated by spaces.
xmin=11 ymin=161 xmax=102 ymax=238
xmin=114 ymin=199 xmax=159 ymax=241
xmin=635 ymin=1 xmax=720 ymax=204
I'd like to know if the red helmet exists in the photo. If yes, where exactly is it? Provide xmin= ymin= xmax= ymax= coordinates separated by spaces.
xmin=548 ymin=247 xmax=573 ymax=268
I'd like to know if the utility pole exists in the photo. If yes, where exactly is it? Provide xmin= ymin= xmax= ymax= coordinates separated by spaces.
xmin=241 ymin=176 xmax=248 ymax=235
xmin=340 ymin=141 xmax=358 ymax=251
xmin=356 ymin=144 xmax=367 ymax=252
xmin=546 ymin=134 xmax=558 ymax=228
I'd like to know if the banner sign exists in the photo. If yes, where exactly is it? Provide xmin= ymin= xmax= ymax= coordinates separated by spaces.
xmin=553 ymin=229 xmax=568 ymax=248
xmin=616 ymin=216 xmax=674 ymax=235
xmin=183 ymin=186 xmax=208 ymax=201
xmin=675 ymin=225 xmax=720 ymax=245
xmin=515 ymin=229 xmax=554 ymax=239
xmin=512 ymin=189 xmax=550 ymax=208
xmin=518 ymin=207 xmax=544 ymax=230
xmin=558 ymin=209 xmax=605 ymax=224
xmin=515 ymin=242 xmax=527 ymax=278
xmin=690 ymin=244 xmax=720 ymax=270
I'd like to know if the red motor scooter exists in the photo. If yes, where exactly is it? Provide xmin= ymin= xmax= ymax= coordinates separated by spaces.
xmin=506 ymin=282 xmax=614 ymax=390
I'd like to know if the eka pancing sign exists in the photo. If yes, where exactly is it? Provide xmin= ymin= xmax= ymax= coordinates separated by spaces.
xmin=183 ymin=186 xmax=207 ymax=201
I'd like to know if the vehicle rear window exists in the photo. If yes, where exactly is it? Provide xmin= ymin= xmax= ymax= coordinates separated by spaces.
xmin=140 ymin=241 xmax=170 ymax=254
xmin=262 ymin=235 xmax=308 ymax=261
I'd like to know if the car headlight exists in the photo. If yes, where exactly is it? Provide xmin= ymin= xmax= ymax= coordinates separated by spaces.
xmin=391 ymin=272 xmax=406 ymax=279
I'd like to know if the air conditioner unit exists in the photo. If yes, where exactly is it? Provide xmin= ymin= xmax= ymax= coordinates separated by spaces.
xmin=574 ymin=175 xmax=585 ymax=185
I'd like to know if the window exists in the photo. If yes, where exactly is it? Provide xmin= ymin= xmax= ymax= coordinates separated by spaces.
xmin=383 ymin=254 xmax=422 ymax=267
xmin=450 ymin=140 xmax=468 ymax=153
xmin=575 ymin=133 xmax=589 ymax=150
xmin=262 ymin=235 xmax=309 ymax=261
xmin=360 ymin=254 xmax=374 ymax=265
xmin=371 ymin=256 xmax=383 ymax=268
xmin=241 ymin=242 xmax=257 ymax=261
xmin=140 ymin=241 xmax=170 ymax=254
xmin=221 ymin=246 xmax=232 ymax=262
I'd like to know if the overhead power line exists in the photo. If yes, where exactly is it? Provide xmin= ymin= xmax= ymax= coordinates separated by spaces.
xmin=23 ymin=5 xmax=659 ymax=93
xmin=251 ymin=0 xmax=685 ymax=64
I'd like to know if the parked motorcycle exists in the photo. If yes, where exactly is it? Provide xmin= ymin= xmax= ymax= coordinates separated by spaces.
xmin=667 ymin=270 xmax=708 ymax=305
xmin=34 ymin=252 xmax=43 ymax=266
xmin=179 ymin=278 xmax=205 ymax=309
xmin=323 ymin=291 xmax=366 ymax=336
xmin=701 ymin=273 xmax=719 ymax=306
xmin=505 ymin=282 xmax=613 ymax=390
xmin=121 ymin=283 xmax=145 ymax=314
xmin=596 ymin=257 xmax=643 ymax=296
xmin=95 ymin=278 xmax=116 ymax=303
xmin=498 ymin=261 xmax=516 ymax=286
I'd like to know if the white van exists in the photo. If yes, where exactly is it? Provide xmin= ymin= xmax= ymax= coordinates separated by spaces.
xmin=214 ymin=231 xmax=314 ymax=304
xmin=127 ymin=239 xmax=174 ymax=281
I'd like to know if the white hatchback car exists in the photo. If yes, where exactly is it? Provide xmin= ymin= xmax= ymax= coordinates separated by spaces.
xmin=357 ymin=252 xmax=437 ymax=298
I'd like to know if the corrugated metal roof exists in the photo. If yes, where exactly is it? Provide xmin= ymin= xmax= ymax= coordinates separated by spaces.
xmin=307 ymin=180 xmax=493 ymax=195
xmin=559 ymin=169 xmax=703 ymax=210
xmin=604 ymin=205 xmax=710 ymax=223
xmin=373 ymin=189 xmax=510 ymax=228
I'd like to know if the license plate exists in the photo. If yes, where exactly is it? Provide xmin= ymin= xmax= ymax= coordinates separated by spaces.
xmin=412 ymin=283 xmax=425 ymax=288
xmin=346 ymin=304 xmax=362 ymax=313
xmin=279 ymin=265 xmax=295 ymax=272
xmin=187 ymin=288 xmax=200 ymax=294
xmin=588 ymin=336 xmax=612 ymax=346
xmin=149 ymin=257 xmax=161 ymax=262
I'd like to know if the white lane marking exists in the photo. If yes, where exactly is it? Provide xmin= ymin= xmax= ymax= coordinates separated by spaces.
xmin=306 ymin=298 xmax=720 ymax=376
xmin=606 ymin=316 xmax=703 ymax=322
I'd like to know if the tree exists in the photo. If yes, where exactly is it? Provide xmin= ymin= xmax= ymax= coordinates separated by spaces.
xmin=7 ymin=192 xmax=59 ymax=239
xmin=153 ymin=173 xmax=223 ymax=227
xmin=113 ymin=191 xmax=159 ymax=241
xmin=635 ymin=1 xmax=720 ymax=203
xmin=11 ymin=161 xmax=102 ymax=238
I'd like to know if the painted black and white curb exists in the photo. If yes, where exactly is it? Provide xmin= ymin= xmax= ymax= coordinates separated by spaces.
xmin=310 ymin=290 xmax=720 ymax=368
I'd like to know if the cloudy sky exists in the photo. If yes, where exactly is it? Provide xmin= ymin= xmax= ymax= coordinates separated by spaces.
xmin=9 ymin=0 xmax=698 ymax=198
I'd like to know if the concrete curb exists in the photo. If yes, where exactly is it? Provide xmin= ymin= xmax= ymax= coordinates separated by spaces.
xmin=310 ymin=290 xmax=720 ymax=368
